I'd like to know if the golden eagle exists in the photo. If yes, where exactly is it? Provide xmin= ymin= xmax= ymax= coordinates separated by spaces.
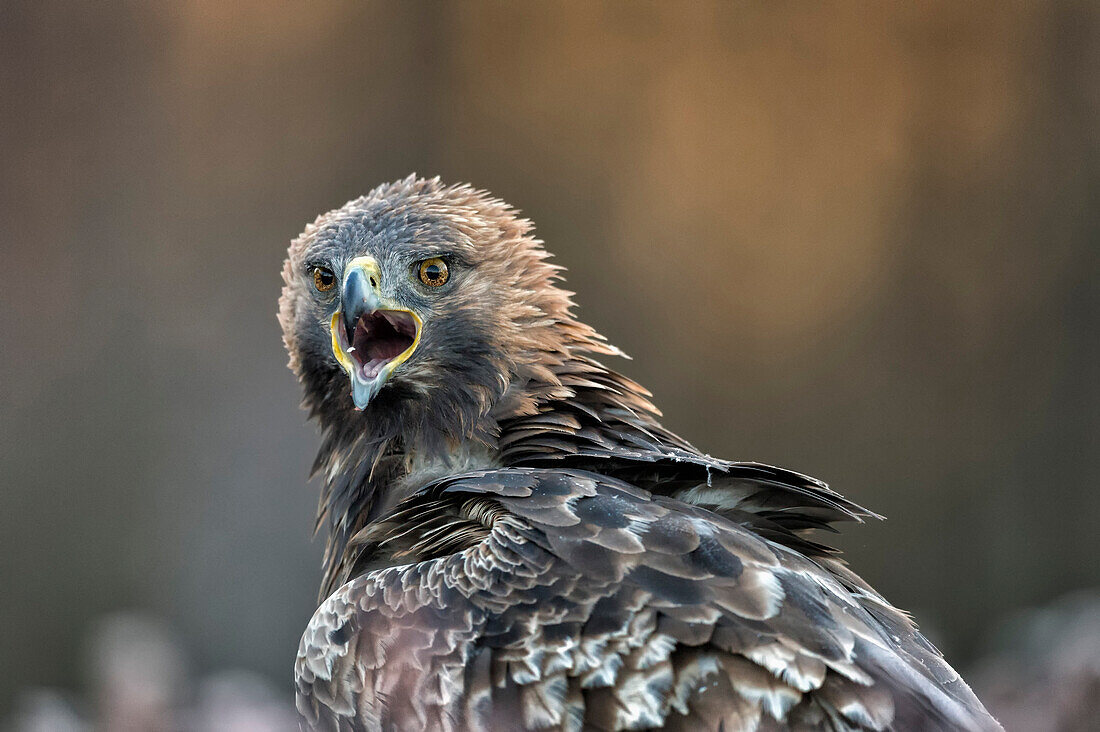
xmin=279 ymin=177 xmax=1000 ymax=731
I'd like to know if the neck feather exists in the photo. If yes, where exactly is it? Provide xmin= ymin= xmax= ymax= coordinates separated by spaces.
xmin=308 ymin=336 xmax=704 ymax=599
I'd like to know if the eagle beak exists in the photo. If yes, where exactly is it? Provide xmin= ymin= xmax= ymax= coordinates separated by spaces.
xmin=330 ymin=256 xmax=422 ymax=410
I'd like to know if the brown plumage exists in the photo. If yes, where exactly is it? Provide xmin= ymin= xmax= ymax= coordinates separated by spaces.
xmin=279 ymin=176 xmax=1001 ymax=731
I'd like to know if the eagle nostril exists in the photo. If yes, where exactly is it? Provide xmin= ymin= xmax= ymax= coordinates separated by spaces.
xmin=370 ymin=276 xmax=377 ymax=288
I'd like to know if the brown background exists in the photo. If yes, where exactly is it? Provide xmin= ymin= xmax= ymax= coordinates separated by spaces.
xmin=1 ymin=0 xmax=1097 ymax=719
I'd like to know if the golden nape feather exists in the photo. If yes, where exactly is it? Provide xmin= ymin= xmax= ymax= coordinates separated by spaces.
xmin=279 ymin=176 xmax=1002 ymax=731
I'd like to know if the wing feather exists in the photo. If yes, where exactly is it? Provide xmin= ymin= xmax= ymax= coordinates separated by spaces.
xmin=296 ymin=468 xmax=1000 ymax=730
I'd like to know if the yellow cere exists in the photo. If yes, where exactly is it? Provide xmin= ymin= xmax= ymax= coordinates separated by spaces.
xmin=347 ymin=255 xmax=383 ymax=286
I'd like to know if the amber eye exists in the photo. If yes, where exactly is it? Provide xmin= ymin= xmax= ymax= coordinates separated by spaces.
xmin=312 ymin=266 xmax=336 ymax=292
xmin=417 ymin=258 xmax=449 ymax=287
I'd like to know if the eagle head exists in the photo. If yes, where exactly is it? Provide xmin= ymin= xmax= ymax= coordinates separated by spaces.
xmin=278 ymin=176 xmax=611 ymax=446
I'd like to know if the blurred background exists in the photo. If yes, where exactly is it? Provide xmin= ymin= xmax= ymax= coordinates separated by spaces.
xmin=1 ymin=2 xmax=1097 ymax=729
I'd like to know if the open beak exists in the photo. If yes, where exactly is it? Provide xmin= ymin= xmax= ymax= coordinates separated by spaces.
xmin=330 ymin=256 xmax=422 ymax=409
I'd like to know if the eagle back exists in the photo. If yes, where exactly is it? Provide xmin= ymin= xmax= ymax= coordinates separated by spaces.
xmin=295 ymin=468 xmax=998 ymax=731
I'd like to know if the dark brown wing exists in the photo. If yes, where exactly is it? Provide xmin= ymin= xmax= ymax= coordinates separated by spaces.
xmin=500 ymin=357 xmax=882 ymax=560
xmin=295 ymin=468 xmax=1000 ymax=731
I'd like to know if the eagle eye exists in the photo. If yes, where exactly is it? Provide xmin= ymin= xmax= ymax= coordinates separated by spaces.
xmin=312 ymin=266 xmax=337 ymax=292
xmin=417 ymin=258 xmax=449 ymax=287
